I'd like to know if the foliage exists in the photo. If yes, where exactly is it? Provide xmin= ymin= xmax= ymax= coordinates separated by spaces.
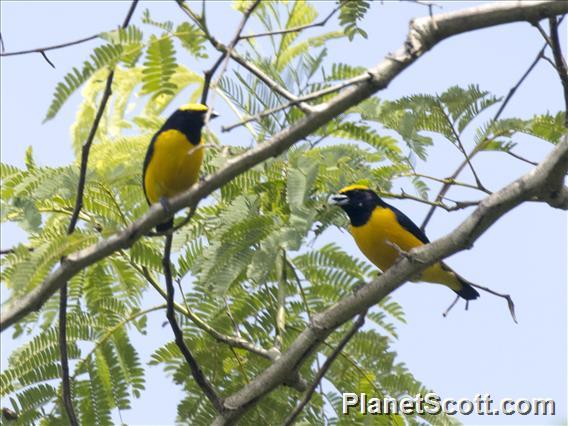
xmin=338 ymin=0 xmax=370 ymax=40
xmin=1 ymin=2 xmax=561 ymax=425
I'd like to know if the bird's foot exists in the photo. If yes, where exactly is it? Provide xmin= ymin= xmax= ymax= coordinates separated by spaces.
xmin=159 ymin=196 xmax=173 ymax=215
xmin=386 ymin=241 xmax=424 ymax=264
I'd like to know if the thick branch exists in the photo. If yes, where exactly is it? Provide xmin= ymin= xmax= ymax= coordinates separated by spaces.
xmin=2 ymin=0 xmax=566 ymax=333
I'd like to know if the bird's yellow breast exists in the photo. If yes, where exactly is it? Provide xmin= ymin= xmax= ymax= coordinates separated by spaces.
xmin=143 ymin=129 xmax=204 ymax=205
xmin=349 ymin=207 xmax=459 ymax=288
xmin=350 ymin=207 xmax=423 ymax=272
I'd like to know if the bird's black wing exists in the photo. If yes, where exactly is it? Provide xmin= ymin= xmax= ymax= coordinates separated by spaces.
xmin=388 ymin=203 xmax=430 ymax=244
xmin=142 ymin=132 xmax=159 ymax=205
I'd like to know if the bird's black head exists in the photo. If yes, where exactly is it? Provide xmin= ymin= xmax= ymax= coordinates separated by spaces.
xmin=329 ymin=185 xmax=384 ymax=226
xmin=162 ymin=103 xmax=218 ymax=145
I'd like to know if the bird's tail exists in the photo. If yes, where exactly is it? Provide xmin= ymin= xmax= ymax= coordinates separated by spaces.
xmin=454 ymin=274 xmax=480 ymax=300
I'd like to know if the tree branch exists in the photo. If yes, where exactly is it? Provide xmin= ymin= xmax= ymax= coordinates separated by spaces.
xmin=221 ymin=73 xmax=373 ymax=132
xmin=239 ymin=5 xmax=340 ymax=40
xmin=438 ymin=101 xmax=486 ymax=191
xmin=131 ymin=261 xmax=281 ymax=363
xmin=199 ymin=0 xmax=261 ymax=105
xmin=0 ymin=34 xmax=99 ymax=57
xmin=58 ymin=285 xmax=77 ymax=425
xmin=176 ymin=1 xmax=315 ymax=114
xmin=401 ymin=172 xmax=492 ymax=193
xmin=548 ymin=16 xmax=568 ymax=127
xmin=381 ymin=190 xmax=480 ymax=212
xmin=162 ymin=232 xmax=224 ymax=412
xmin=57 ymin=2 xmax=139 ymax=423
xmin=2 ymin=0 xmax=566 ymax=334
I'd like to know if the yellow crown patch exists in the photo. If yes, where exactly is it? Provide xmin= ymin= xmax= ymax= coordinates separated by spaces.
xmin=339 ymin=184 xmax=370 ymax=193
xmin=179 ymin=103 xmax=209 ymax=112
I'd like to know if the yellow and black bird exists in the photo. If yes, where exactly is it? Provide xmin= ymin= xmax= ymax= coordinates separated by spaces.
xmin=142 ymin=103 xmax=216 ymax=231
xmin=330 ymin=184 xmax=480 ymax=300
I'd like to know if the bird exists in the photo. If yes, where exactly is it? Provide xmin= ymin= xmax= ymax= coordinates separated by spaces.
xmin=329 ymin=184 xmax=480 ymax=300
xmin=142 ymin=103 xmax=217 ymax=231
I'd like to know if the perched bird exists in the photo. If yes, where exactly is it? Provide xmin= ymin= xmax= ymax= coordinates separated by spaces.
xmin=330 ymin=184 xmax=480 ymax=300
xmin=142 ymin=103 xmax=216 ymax=231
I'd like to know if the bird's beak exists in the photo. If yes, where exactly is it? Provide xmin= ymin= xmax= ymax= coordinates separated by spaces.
xmin=209 ymin=110 xmax=220 ymax=119
xmin=328 ymin=194 xmax=350 ymax=206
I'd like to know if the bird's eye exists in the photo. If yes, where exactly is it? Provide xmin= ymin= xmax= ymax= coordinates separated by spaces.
xmin=358 ymin=202 xmax=363 ymax=207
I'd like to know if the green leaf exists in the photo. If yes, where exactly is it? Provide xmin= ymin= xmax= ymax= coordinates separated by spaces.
xmin=13 ymin=197 xmax=42 ymax=232
xmin=175 ymin=22 xmax=207 ymax=58
xmin=141 ymin=34 xmax=178 ymax=97
xmin=338 ymin=0 xmax=370 ymax=40
xmin=44 ymin=44 xmax=123 ymax=121
xmin=24 ymin=146 xmax=36 ymax=171
xmin=522 ymin=111 xmax=566 ymax=144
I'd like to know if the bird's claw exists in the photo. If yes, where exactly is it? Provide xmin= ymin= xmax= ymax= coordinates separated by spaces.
xmin=159 ymin=196 xmax=173 ymax=215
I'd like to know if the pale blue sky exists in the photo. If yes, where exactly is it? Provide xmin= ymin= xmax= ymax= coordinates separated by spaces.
xmin=1 ymin=1 xmax=566 ymax=425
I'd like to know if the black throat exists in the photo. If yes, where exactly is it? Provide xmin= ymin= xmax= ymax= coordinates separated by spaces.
xmin=342 ymin=202 xmax=376 ymax=227
xmin=161 ymin=112 xmax=203 ymax=146
xmin=340 ymin=191 xmax=388 ymax=227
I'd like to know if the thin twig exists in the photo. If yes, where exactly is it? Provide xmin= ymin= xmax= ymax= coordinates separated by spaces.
xmin=163 ymin=232 xmax=224 ymax=412
xmin=283 ymin=311 xmax=367 ymax=426
xmin=399 ymin=0 xmax=441 ymax=8
xmin=442 ymin=295 xmax=460 ymax=317
xmin=0 ymin=248 xmax=17 ymax=255
xmin=420 ymin=42 xmax=548 ymax=231
xmin=286 ymin=258 xmax=325 ymax=413
xmin=381 ymin=190 xmax=479 ymax=212
xmin=58 ymin=285 xmax=77 ymax=425
xmin=39 ymin=51 xmax=55 ymax=68
xmin=133 ymin=261 xmax=276 ymax=361
xmin=224 ymin=297 xmax=242 ymax=339
xmin=533 ymin=21 xmax=555 ymax=50
xmin=216 ymin=88 xmax=259 ymax=137
xmin=221 ymin=73 xmax=372 ymax=132
xmin=274 ymin=250 xmax=287 ymax=349
xmin=57 ymin=2 xmax=139 ymax=423
xmin=542 ymin=53 xmax=561 ymax=72
xmin=176 ymin=0 xmax=314 ymax=114
xmin=506 ymin=150 xmax=538 ymax=166
xmin=229 ymin=52 xmax=315 ymax=113
xmin=199 ymin=0 xmax=261 ymax=106
xmin=401 ymin=172 xmax=492 ymax=194
xmin=0 ymin=34 xmax=99 ymax=57
xmin=240 ymin=6 xmax=340 ymax=39
xmin=469 ymin=282 xmax=517 ymax=323
xmin=548 ymin=16 xmax=568 ymax=127
xmin=438 ymin=101 xmax=486 ymax=191
xmin=59 ymin=60 xmax=113 ymax=426
xmin=71 ymin=304 xmax=166 ymax=380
